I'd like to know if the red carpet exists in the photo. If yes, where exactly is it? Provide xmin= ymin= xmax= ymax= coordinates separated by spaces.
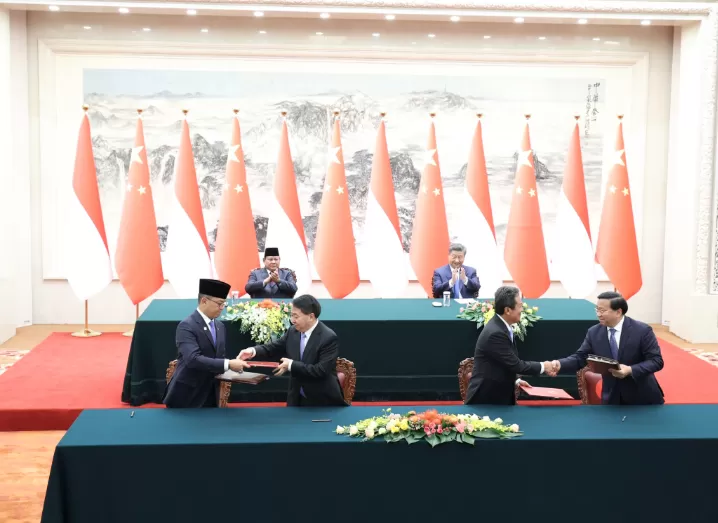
xmin=0 ymin=332 xmax=716 ymax=431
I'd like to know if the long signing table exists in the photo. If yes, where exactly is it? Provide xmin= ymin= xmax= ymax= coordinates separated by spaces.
xmin=122 ymin=298 xmax=598 ymax=405
xmin=42 ymin=406 xmax=718 ymax=523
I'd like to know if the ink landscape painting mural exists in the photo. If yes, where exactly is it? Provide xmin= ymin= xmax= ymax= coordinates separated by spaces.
xmin=82 ymin=67 xmax=606 ymax=278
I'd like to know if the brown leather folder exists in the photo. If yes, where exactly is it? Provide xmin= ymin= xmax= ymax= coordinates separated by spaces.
xmin=215 ymin=371 xmax=269 ymax=385
xmin=587 ymin=355 xmax=620 ymax=374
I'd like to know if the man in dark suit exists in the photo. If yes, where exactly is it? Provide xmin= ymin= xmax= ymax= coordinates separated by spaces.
xmin=465 ymin=286 xmax=556 ymax=405
xmin=244 ymin=247 xmax=298 ymax=299
xmin=551 ymin=291 xmax=664 ymax=405
xmin=163 ymin=279 xmax=250 ymax=408
xmin=432 ymin=243 xmax=481 ymax=299
xmin=239 ymin=294 xmax=346 ymax=407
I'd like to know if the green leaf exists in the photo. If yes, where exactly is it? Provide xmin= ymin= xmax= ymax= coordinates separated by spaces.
xmin=438 ymin=433 xmax=450 ymax=444
xmin=461 ymin=433 xmax=475 ymax=445
xmin=425 ymin=434 xmax=440 ymax=447
xmin=406 ymin=435 xmax=423 ymax=445
xmin=472 ymin=431 xmax=499 ymax=439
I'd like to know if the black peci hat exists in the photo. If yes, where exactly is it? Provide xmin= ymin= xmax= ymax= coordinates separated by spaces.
xmin=199 ymin=279 xmax=231 ymax=299
xmin=264 ymin=247 xmax=280 ymax=257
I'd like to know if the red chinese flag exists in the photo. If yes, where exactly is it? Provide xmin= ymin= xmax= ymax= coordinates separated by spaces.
xmin=596 ymin=119 xmax=642 ymax=299
xmin=409 ymin=118 xmax=450 ymax=296
xmin=115 ymin=114 xmax=164 ymax=304
xmin=214 ymin=113 xmax=259 ymax=294
xmin=503 ymin=120 xmax=550 ymax=298
xmin=313 ymin=118 xmax=360 ymax=298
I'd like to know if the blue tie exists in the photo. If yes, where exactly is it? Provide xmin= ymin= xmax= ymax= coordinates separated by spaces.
xmin=609 ymin=328 xmax=619 ymax=360
xmin=209 ymin=320 xmax=216 ymax=345
xmin=299 ymin=333 xmax=307 ymax=398
xmin=508 ymin=327 xmax=514 ymax=344
xmin=453 ymin=276 xmax=461 ymax=298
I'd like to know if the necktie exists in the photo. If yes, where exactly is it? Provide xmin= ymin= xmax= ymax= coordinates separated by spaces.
xmin=609 ymin=328 xmax=619 ymax=360
xmin=299 ymin=333 xmax=307 ymax=398
xmin=508 ymin=327 xmax=514 ymax=344
xmin=209 ymin=320 xmax=216 ymax=345
xmin=453 ymin=274 xmax=461 ymax=298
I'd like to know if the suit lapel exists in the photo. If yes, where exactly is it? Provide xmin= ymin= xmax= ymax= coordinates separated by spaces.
xmin=193 ymin=311 xmax=216 ymax=353
xmin=618 ymin=317 xmax=631 ymax=355
xmin=596 ymin=325 xmax=610 ymax=358
xmin=301 ymin=322 xmax=322 ymax=362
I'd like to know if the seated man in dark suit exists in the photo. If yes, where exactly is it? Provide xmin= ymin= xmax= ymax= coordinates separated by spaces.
xmin=238 ymin=294 xmax=346 ymax=407
xmin=550 ymin=291 xmax=664 ymax=405
xmin=432 ymin=243 xmax=481 ymax=299
xmin=164 ymin=278 xmax=250 ymax=408
xmin=465 ymin=286 xmax=556 ymax=405
xmin=244 ymin=247 xmax=298 ymax=299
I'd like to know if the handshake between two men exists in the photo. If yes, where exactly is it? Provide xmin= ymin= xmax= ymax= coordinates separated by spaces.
xmin=538 ymin=359 xmax=634 ymax=380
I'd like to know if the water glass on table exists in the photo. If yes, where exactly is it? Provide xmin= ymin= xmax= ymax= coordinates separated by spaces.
xmin=443 ymin=291 xmax=451 ymax=307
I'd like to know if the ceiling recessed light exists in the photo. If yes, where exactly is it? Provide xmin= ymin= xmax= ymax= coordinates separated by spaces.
xmin=200 ymin=28 xmax=209 ymax=33
xmin=372 ymin=33 xmax=380 ymax=37
xmin=450 ymin=16 xmax=460 ymax=22
xmin=538 ymin=36 xmax=546 ymax=40
xmin=258 ymin=30 xmax=266 ymax=34
xmin=48 ymin=5 xmax=59 ymax=11
xmin=187 ymin=9 xmax=197 ymax=15
xmin=315 ymin=31 xmax=323 ymax=36
xmin=514 ymin=17 xmax=524 ymax=23
xmin=118 ymin=7 xmax=129 ymax=14
xmin=83 ymin=25 xmax=91 ymax=30
xmin=483 ymin=35 xmax=491 ymax=39
xmin=320 ymin=13 xmax=330 ymax=19
xmin=254 ymin=11 xmax=264 ymax=17
xmin=428 ymin=33 xmax=436 ymax=38
xmin=385 ymin=14 xmax=395 ymax=21
xmin=641 ymin=20 xmax=651 ymax=26
xmin=142 ymin=27 xmax=151 ymax=32
xmin=593 ymin=37 xmax=601 ymax=41
xmin=578 ymin=19 xmax=588 ymax=24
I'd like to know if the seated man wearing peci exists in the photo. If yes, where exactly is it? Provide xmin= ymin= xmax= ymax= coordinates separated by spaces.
xmin=432 ymin=243 xmax=481 ymax=299
xmin=244 ymin=247 xmax=298 ymax=299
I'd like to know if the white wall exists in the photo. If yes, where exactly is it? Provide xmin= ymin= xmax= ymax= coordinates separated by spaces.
xmin=15 ymin=12 xmax=676 ymax=325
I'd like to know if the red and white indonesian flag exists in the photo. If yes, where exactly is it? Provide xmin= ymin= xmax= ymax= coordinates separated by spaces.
xmin=165 ymin=114 xmax=213 ymax=297
xmin=65 ymin=110 xmax=112 ymax=300
xmin=460 ymin=116 xmax=502 ymax=298
xmin=364 ymin=118 xmax=408 ymax=298
xmin=265 ymin=118 xmax=311 ymax=294
xmin=555 ymin=120 xmax=596 ymax=297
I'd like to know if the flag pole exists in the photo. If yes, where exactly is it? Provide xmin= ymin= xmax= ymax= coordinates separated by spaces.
xmin=123 ymin=303 xmax=139 ymax=337
xmin=72 ymin=300 xmax=102 ymax=337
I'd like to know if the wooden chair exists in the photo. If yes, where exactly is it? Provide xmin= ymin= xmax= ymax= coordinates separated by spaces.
xmin=458 ymin=357 xmax=519 ymax=402
xmin=336 ymin=357 xmax=357 ymax=405
xmin=577 ymin=367 xmax=602 ymax=405
xmin=166 ymin=359 xmax=232 ymax=408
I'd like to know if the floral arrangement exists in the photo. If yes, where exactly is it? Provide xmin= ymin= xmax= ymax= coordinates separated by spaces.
xmin=224 ymin=299 xmax=292 ymax=344
xmin=456 ymin=301 xmax=541 ymax=341
xmin=335 ymin=409 xmax=522 ymax=447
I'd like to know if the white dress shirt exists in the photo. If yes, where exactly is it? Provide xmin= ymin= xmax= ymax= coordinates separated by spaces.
xmin=607 ymin=317 xmax=625 ymax=353
xmin=197 ymin=308 xmax=229 ymax=372
xmin=497 ymin=314 xmax=545 ymax=383
xmin=246 ymin=320 xmax=319 ymax=371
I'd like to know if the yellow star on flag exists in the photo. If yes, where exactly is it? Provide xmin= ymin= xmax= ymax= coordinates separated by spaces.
xmin=517 ymin=149 xmax=533 ymax=168
xmin=336 ymin=186 xmax=344 ymax=195
xmin=610 ymin=185 xmax=617 ymax=194
xmin=130 ymin=146 xmax=144 ymax=165
xmin=138 ymin=185 xmax=147 ymax=195
xmin=324 ymin=184 xmax=332 ymax=193
xmin=622 ymin=187 xmax=629 ymax=196
xmin=516 ymin=186 xmax=523 ymax=195
xmin=234 ymin=184 xmax=243 ymax=193
xmin=528 ymin=188 xmax=536 ymax=197
xmin=126 ymin=183 xmax=133 ymax=192
xmin=433 ymin=188 xmax=441 ymax=196
xmin=421 ymin=185 xmax=428 ymax=194
xmin=614 ymin=149 xmax=625 ymax=166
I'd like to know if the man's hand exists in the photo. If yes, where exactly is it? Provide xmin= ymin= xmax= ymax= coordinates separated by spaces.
xmin=238 ymin=348 xmax=255 ymax=361
xmin=449 ymin=269 xmax=457 ymax=286
xmin=609 ymin=364 xmax=632 ymax=379
xmin=517 ymin=380 xmax=531 ymax=388
xmin=270 ymin=271 xmax=280 ymax=283
xmin=542 ymin=361 xmax=559 ymax=377
xmin=459 ymin=267 xmax=467 ymax=283
xmin=229 ymin=358 xmax=251 ymax=372
xmin=273 ymin=357 xmax=292 ymax=376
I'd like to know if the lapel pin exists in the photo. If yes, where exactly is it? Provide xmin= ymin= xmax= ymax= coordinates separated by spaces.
xmin=204 ymin=327 xmax=208 ymax=331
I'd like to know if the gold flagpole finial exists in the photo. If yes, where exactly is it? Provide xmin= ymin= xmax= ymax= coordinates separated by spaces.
xmin=137 ymin=109 xmax=143 ymax=115
xmin=182 ymin=109 xmax=189 ymax=117
xmin=82 ymin=104 xmax=89 ymax=112
xmin=429 ymin=112 xmax=436 ymax=118
xmin=281 ymin=111 xmax=288 ymax=117
xmin=333 ymin=110 xmax=340 ymax=116
xmin=477 ymin=113 xmax=483 ymax=119
xmin=574 ymin=114 xmax=580 ymax=121
xmin=380 ymin=111 xmax=387 ymax=118
xmin=617 ymin=114 xmax=624 ymax=120
xmin=233 ymin=109 xmax=239 ymax=115
xmin=524 ymin=114 xmax=531 ymax=120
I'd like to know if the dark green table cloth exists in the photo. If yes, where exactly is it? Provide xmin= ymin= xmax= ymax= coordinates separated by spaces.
xmin=42 ymin=406 xmax=718 ymax=523
xmin=121 ymin=298 xmax=597 ymax=405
